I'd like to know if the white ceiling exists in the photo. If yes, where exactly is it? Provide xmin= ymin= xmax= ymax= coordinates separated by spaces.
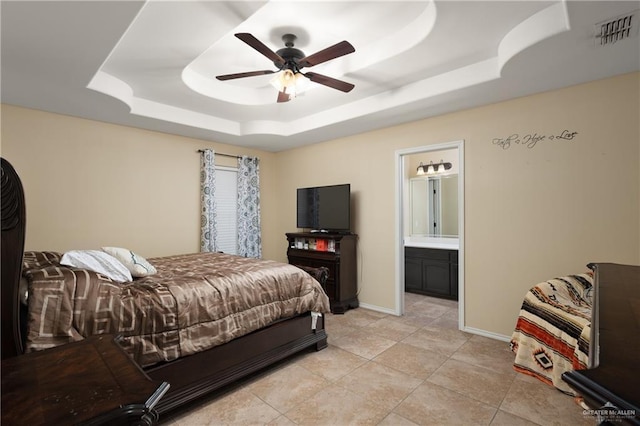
xmin=2 ymin=1 xmax=639 ymax=152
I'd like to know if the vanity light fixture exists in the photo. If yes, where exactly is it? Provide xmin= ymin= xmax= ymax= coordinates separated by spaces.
xmin=416 ymin=160 xmax=452 ymax=175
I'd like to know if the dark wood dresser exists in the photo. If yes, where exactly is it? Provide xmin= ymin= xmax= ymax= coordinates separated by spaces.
xmin=562 ymin=263 xmax=639 ymax=425
xmin=286 ymin=232 xmax=358 ymax=313
xmin=1 ymin=335 xmax=169 ymax=425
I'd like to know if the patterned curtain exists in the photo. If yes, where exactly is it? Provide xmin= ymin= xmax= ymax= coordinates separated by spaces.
xmin=200 ymin=149 xmax=218 ymax=252
xmin=237 ymin=156 xmax=262 ymax=258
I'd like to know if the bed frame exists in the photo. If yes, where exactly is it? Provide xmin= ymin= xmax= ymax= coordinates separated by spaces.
xmin=0 ymin=157 xmax=328 ymax=416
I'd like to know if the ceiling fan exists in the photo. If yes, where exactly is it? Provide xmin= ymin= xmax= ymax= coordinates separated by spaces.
xmin=216 ymin=33 xmax=355 ymax=103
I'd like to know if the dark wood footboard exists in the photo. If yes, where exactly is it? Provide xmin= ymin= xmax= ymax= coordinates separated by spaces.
xmin=146 ymin=312 xmax=327 ymax=415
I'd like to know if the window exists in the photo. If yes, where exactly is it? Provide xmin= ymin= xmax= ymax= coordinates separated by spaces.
xmin=215 ymin=166 xmax=238 ymax=255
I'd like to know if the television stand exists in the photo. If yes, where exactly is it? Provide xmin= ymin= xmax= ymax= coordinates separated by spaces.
xmin=286 ymin=232 xmax=358 ymax=314
xmin=310 ymin=230 xmax=354 ymax=235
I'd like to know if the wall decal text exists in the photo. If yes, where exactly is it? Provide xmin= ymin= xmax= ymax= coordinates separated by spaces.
xmin=492 ymin=130 xmax=578 ymax=150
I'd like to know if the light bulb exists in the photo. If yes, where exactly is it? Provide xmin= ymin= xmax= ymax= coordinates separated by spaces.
xmin=271 ymin=69 xmax=302 ymax=98
xmin=271 ymin=69 xmax=295 ymax=91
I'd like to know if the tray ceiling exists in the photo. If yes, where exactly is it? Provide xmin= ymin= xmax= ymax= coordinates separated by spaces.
xmin=2 ymin=1 xmax=638 ymax=151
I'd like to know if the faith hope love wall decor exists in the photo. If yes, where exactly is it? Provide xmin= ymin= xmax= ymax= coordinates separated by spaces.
xmin=492 ymin=130 xmax=578 ymax=150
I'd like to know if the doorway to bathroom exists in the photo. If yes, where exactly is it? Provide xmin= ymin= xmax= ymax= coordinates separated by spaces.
xmin=394 ymin=141 xmax=464 ymax=329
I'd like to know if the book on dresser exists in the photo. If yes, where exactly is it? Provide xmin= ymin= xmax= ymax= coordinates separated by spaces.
xmin=286 ymin=232 xmax=358 ymax=314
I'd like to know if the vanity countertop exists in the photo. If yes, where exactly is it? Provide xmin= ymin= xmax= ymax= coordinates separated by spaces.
xmin=404 ymin=236 xmax=459 ymax=250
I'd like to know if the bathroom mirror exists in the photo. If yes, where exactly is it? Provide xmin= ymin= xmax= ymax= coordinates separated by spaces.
xmin=410 ymin=175 xmax=458 ymax=237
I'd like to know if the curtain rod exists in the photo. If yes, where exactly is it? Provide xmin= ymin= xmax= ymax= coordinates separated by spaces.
xmin=197 ymin=149 xmax=241 ymax=159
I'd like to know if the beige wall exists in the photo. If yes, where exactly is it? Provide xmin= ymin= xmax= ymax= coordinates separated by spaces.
xmin=274 ymin=72 xmax=640 ymax=336
xmin=0 ymin=106 xmax=279 ymax=259
xmin=2 ymin=72 xmax=639 ymax=338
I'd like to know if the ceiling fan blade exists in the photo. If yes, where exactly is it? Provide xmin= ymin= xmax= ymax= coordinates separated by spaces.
xmin=277 ymin=90 xmax=291 ymax=103
xmin=297 ymin=41 xmax=355 ymax=68
xmin=304 ymin=72 xmax=355 ymax=93
xmin=216 ymin=70 xmax=276 ymax=81
xmin=235 ymin=33 xmax=285 ymax=67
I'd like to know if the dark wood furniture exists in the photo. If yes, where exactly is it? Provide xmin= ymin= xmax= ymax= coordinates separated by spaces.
xmin=1 ymin=158 xmax=27 ymax=358
xmin=562 ymin=263 xmax=640 ymax=425
xmin=1 ymin=335 xmax=169 ymax=425
xmin=286 ymin=232 xmax=358 ymax=313
xmin=405 ymin=247 xmax=458 ymax=300
xmin=147 ymin=313 xmax=326 ymax=414
xmin=0 ymin=157 xmax=329 ymax=418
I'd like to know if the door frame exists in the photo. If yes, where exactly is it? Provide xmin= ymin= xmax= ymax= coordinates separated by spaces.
xmin=394 ymin=140 xmax=465 ymax=328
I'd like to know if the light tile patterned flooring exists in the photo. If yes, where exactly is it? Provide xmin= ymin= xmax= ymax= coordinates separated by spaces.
xmin=164 ymin=293 xmax=593 ymax=425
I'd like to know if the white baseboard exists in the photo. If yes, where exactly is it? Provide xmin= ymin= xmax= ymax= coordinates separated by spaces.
xmin=462 ymin=326 xmax=511 ymax=342
xmin=357 ymin=302 xmax=397 ymax=316
xmin=356 ymin=304 xmax=512 ymax=343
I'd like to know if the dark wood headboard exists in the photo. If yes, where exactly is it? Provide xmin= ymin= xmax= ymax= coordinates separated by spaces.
xmin=1 ymin=157 xmax=27 ymax=359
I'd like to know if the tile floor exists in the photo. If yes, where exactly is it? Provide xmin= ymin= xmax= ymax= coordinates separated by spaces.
xmin=163 ymin=293 xmax=594 ymax=425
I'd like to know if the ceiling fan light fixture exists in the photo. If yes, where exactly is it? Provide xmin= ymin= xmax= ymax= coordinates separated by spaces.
xmin=270 ymin=69 xmax=310 ymax=99
xmin=271 ymin=69 xmax=296 ymax=91
xmin=218 ymin=32 xmax=355 ymax=103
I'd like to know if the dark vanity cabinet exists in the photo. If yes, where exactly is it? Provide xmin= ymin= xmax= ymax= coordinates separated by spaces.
xmin=405 ymin=247 xmax=458 ymax=300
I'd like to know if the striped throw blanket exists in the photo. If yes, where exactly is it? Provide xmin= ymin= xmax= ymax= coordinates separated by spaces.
xmin=510 ymin=273 xmax=593 ymax=394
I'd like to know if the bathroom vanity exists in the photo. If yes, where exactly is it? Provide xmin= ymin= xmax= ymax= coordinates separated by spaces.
xmin=405 ymin=173 xmax=459 ymax=300
xmin=404 ymin=237 xmax=458 ymax=300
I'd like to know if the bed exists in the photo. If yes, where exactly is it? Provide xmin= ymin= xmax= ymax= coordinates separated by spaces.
xmin=0 ymin=157 xmax=331 ymax=416
xmin=510 ymin=272 xmax=594 ymax=394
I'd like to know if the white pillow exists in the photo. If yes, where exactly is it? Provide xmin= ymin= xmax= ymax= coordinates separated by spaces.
xmin=19 ymin=277 xmax=29 ymax=305
xmin=101 ymin=247 xmax=157 ymax=278
xmin=60 ymin=250 xmax=132 ymax=283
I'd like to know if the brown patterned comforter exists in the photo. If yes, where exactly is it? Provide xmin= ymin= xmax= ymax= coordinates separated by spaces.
xmin=22 ymin=251 xmax=330 ymax=367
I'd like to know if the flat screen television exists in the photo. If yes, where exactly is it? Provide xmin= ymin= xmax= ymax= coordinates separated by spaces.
xmin=297 ymin=184 xmax=351 ymax=232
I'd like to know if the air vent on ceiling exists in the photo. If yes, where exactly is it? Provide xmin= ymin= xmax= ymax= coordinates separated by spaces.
xmin=595 ymin=11 xmax=638 ymax=46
